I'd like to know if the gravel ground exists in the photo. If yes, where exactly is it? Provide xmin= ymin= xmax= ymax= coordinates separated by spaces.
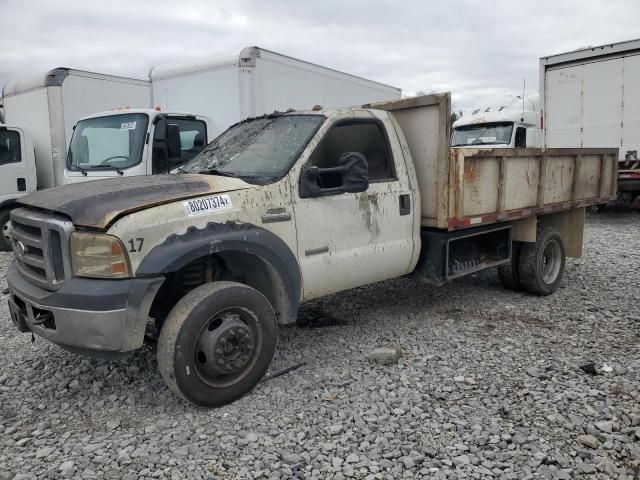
xmin=0 ymin=210 xmax=639 ymax=480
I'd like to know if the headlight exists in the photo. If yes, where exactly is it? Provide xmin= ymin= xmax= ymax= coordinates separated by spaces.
xmin=70 ymin=232 xmax=131 ymax=279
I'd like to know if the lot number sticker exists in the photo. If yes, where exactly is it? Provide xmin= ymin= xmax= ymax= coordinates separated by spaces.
xmin=120 ymin=121 xmax=137 ymax=130
xmin=184 ymin=194 xmax=233 ymax=217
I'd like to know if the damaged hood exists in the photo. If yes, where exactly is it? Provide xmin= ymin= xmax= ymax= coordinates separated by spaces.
xmin=18 ymin=174 xmax=251 ymax=229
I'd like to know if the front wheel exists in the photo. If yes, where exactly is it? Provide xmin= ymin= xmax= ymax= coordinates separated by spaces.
xmin=518 ymin=228 xmax=566 ymax=296
xmin=157 ymin=281 xmax=277 ymax=407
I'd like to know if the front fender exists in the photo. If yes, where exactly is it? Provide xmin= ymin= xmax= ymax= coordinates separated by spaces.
xmin=136 ymin=221 xmax=301 ymax=319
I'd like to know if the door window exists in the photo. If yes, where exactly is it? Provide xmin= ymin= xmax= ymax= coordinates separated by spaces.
xmin=308 ymin=121 xmax=395 ymax=182
xmin=0 ymin=130 xmax=22 ymax=165
xmin=152 ymin=117 xmax=207 ymax=173
xmin=514 ymin=126 xmax=527 ymax=148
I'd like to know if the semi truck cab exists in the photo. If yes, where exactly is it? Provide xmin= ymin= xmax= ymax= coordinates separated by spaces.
xmin=452 ymin=95 xmax=541 ymax=149
xmin=64 ymin=109 xmax=211 ymax=183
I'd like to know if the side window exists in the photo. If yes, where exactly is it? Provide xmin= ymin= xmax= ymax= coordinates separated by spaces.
xmin=152 ymin=118 xmax=207 ymax=174
xmin=309 ymin=121 xmax=395 ymax=182
xmin=514 ymin=126 xmax=527 ymax=148
xmin=0 ymin=130 xmax=22 ymax=166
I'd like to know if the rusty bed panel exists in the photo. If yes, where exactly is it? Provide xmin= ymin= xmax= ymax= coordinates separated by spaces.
xmin=445 ymin=147 xmax=618 ymax=230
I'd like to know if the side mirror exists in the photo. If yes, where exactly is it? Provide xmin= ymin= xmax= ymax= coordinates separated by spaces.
xmin=300 ymin=152 xmax=369 ymax=198
xmin=166 ymin=123 xmax=182 ymax=159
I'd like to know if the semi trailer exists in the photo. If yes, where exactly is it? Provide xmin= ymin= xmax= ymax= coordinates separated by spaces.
xmin=540 ymin=38 xmax=640 ymax=203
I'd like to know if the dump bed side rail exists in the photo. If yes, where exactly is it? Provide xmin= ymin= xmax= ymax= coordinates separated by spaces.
xmin=447 ymin=147 xmax=618 ymax=230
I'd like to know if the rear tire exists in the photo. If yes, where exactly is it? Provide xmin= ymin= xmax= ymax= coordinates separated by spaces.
xmin=0 ymin=209 xmax=12 ymax=252
xmin=498 ymin=241 xmax=523 ymax=291
xmin=157 ymin=281 xmax=277 ymax=407
xmin=518 ymin=228 xmax=565 ymax=296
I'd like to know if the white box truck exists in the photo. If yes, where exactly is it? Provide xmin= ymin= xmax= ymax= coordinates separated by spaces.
xmin=0 ymin=68 xmax=213 ymax=249
xmin=150 ymin=46 xmax=402 ymax=138
xmin=540 ymin=38 xmax=640 ymax=203
xmin=3 ymin=68 xmax=152 ymax=189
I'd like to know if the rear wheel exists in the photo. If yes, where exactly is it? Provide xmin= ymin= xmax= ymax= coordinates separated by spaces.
xmin=498 ymin=241 xmax=523 ymax=291
xmin=0 ymin=209 xmax=12 ymax=251
xmin=518 ymin=228 xmax=565 ymax=296
xmin=157 ymin=281 xmax=277 ymax=407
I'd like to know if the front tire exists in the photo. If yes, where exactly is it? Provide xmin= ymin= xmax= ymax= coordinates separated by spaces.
xmin=518 ymin=228 xmax=566 ymax=296
xmin=157 ymin=281 xmax=277 ymax=407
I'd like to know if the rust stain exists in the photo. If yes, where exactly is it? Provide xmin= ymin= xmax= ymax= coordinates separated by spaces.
xmin=464 ymin=161 xmax=478 ymax=183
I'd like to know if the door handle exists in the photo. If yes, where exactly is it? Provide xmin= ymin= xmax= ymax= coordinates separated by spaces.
xmin=261 ymin=208 xmax=292 ymax=223
xmin=399 ymin=194 xmax=411 ymax=215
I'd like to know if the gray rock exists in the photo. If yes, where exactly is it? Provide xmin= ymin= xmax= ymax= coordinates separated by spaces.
xmin=366 ymin=346 xmax=402 ymax=365
xmin=345 ymin=453 xmax=359 ymax=463
xmin=577 ymin=435 xmax=599 ymax=449
xmin=453 ymin=455 xmax=470 ymax=466
xmin=35 ymin=446 xmax=54 ymax=459
xmin=594 ymin=421 xmax=613 ymax=433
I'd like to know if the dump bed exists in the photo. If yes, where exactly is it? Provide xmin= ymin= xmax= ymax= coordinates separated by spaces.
xmin=369 ymin=93 xmax=618 ymax=230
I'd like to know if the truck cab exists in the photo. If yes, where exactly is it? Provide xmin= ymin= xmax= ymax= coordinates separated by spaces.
xmin=452 ymin=95 xmax=540 ymax=149
xmin=64 ymin=109 xmax=211 ymax=183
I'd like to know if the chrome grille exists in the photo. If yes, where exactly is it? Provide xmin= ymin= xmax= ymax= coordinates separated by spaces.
xmin=11 ymin=208 xmax=74 ymax=291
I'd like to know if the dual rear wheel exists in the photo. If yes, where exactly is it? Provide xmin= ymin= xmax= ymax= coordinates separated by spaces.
xmin=498 ymin=227 xmax=566 ymax=296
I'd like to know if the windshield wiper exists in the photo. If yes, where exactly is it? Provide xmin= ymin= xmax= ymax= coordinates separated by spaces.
xmin=198 ymin=168 xmax=237 ymax=178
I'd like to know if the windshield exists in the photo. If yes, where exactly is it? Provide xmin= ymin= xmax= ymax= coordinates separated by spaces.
xmin=452 ymin=122 xmax=514 ymax=146
xmin=181 ymin=115 xmax=324 ymax=183
xmin=67 ymin=113 xmax=149 ymax=171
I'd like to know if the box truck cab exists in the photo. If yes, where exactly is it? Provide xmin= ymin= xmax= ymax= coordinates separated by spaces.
xmin=64 ymin=109 xmax=211 ymax=183
xmin=0 ymin=125 xmax=36 ymax=248
xmin=452 ymin=95 xmax=541 ymax=149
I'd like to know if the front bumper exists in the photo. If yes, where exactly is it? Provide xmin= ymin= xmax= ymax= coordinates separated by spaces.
xmin=7 ymin=262 xmax=164 ymax=353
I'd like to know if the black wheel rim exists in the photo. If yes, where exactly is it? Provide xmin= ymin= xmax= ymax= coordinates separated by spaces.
xmin=2 ymin=219 xmax=11 ymax=241
xmin=541 ymin=239 xmax=562 ymax=284
xmin=193 ymin=307 xmax=262 ymax=388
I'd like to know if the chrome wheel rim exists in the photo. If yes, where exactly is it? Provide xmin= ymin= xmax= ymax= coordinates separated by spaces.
xmin=541 ymin=239 xmax=562 ymax=284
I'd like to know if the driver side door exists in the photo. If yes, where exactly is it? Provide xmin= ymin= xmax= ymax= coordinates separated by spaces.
xmin=291 ymin=113 xmax=415 ymax=300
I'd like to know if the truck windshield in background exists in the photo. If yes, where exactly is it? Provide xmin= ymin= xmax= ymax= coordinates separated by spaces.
xmin=452 ymin=122 xmax=514 ymax=147
xmin=181 ymin=115 xmax=324 ymax=183
xmin=0 ymin=130 xmax=21 ymax=165
xmin=67 ymin=113 xmax=149 ymax=171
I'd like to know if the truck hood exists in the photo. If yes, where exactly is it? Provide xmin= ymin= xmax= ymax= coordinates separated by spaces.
xmin=18 ymin=174 xmax=251 ymax=229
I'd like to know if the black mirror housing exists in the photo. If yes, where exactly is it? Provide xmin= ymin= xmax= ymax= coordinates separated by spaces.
xmin=166 ymin=124 xmax=182 ymax=159
xmin=300 ymin=152 xmax=369 ymax=198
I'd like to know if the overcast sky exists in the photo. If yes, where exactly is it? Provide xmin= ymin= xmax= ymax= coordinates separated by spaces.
xmin=2 ymin=0 xmax=639 ymax=109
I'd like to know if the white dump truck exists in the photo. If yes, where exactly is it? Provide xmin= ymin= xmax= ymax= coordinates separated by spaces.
xmin=150 ymin=46 xmax=402 ymax=138
xmin=6 ymin=93 xmax=616 ymax=407
xmin=540 ymin=38 xmax=640 ymax=203
xmin=452 ymin=95 xmax=541 ymax=149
